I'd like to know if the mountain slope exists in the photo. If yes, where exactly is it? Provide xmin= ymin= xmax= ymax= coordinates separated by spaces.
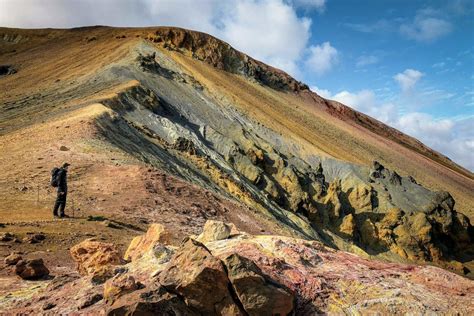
xmin=0 ymin=26 xmax=473 ymax=280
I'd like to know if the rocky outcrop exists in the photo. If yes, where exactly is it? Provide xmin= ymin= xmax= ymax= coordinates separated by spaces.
xmin=14 ymin=258 xmax=49 ymax=280
xmin=98 ymin=75 xmax=474 ymax=274
xmin=148 ymin=27 xmax=309 ymax=92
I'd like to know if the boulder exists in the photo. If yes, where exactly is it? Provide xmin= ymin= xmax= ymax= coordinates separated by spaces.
xmin=5 ymin=253 xmax=22 ymax=265
xmin=223 ymin=253 xmax=294 ymax=316
xmin=104 ymin=274 xmax=142 ymax=304
xmin=159 ymin=238 xmax=241 ymax=314
xmin=196 ymin=220 xmax=232 ymax=243
xmin=14 ymin=258 xmax=50 ymax=280
xmin=70 ymin=238 xmax=122 ymax=279
xmin=124 ymin=223 xmax=171 ymax=262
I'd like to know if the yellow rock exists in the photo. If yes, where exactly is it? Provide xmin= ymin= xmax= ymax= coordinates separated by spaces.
xmin=124 ymin=224 xmax=171 ymax=262
xmin=339 ymin=214 xmax=356 ymax=238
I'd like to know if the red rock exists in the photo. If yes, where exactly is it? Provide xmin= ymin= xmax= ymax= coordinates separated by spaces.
xmin=14 ymin=258 xmax=49 ymax=280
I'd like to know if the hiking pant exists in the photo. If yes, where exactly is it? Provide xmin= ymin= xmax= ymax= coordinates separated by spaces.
xmin=53 ymin=191 xmax=67 ymax=217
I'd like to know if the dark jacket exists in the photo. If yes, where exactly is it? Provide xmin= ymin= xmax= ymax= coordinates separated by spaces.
xmin=57 ymin=168 xmax=68 ymax=193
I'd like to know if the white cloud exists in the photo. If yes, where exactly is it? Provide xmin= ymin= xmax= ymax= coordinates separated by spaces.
xmin=356 ymin=55 xmax=379 ymax=68
xmin=310 ymin=86 xmax=332 ymax=99
xmin=400 ymin=9 xmax=453 ymax=42
xmin=395 ymin=113 xmax=474 ymax=170
xmin=331 ymin=90 xmax=397 ymax=123
xmin=219 ymin=0 xmax=311 ymax=77
xmin=305 ymin=42 xmax=339 ymax=75
xmin=393 ymin=69 xmax=424 ymax=92
xmin=314 ymin=85 xmax=474 ymax=171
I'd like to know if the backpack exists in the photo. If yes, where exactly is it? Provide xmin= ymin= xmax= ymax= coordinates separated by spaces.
xmin=50 ymin=167 xmax=61 ymax=187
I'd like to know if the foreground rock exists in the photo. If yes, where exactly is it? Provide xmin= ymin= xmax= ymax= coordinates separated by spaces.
xmin=158 ymin=238 xmax=242 ymax=315
xmin=3 ymin=221 xmax=473 ymax=314
xmin=124 ymin=223 xmax=171 ymax=262
xmin=70 ymin=238 xmax=122 ymax=282
xmin=14 ymin=258 xmax=49 ymax=280
xmin=103 ymin=274 xmax=143 ymax=304
xmin=196 ymin=219 xmax=233 ymax=243
xmin=223 ymin=253 xmax=294 ymax=316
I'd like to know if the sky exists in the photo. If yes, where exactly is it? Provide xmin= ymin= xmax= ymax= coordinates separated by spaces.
xmin=1 ymin=0 xmax=473 ymax=170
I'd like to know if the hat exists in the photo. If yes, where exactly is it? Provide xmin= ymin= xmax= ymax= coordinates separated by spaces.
xmin=62 ymin=162 xmax=71 ymax=168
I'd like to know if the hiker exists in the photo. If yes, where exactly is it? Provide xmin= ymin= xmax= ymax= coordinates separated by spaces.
xmin=51 ymin=162 xmax=70 ymax=218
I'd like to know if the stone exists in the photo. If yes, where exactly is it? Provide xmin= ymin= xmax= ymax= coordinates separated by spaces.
xmin=196 ymin=220 xmax=232 ymax=243
xmin=59 ymin=145 xmax=69 ymax=151
xmin=223 ymin=253 xmax=294 ymax=316
xmin=5 ymin=253 xmax=22 ymax=265
xmin=79 ymin=293 xmax=103 ymax=309
xmin=159 ymin=238 xmax=240 ymax=314
xmin=70 ymin=238 xmax=122 ymax=279
xmin=0 ymin=65 xmax=16 ymax=76
xmin=104 ymin=274 xmax=142 ymax=304
xmin=23 ymin=233 xmax=46 ymax=244
xmin=0 ymin=232 xmax=14 ymax=242
xmin=14 ymin=258 xmax=50 ymax=280
xmin=42 ymin=302 xmax=56 ymax=310
xmin=123 ymin=223 xmax=172 ymax=262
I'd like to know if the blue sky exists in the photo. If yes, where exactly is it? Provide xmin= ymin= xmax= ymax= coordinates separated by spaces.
xmin=1 ymin=0 xmax=473 ymax=170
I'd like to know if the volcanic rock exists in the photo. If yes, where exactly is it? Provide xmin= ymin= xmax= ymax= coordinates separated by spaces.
xmin=14 ymin=258 xmax=49 ymax=280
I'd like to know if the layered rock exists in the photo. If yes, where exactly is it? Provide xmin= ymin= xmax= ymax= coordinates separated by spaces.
xmin=148 ymin=27 xmax=309 ymax=92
